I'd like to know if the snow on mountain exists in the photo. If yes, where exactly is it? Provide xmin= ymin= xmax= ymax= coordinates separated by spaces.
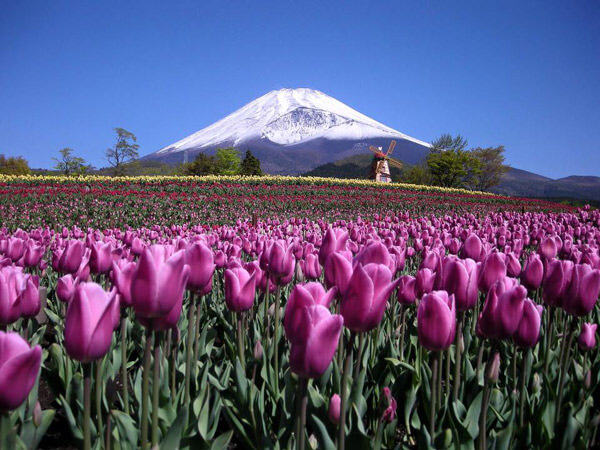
xmin=148 ymin=88 xmax=431 ymax=174
xmin=156 ymin=88 xmax=429 ymax=153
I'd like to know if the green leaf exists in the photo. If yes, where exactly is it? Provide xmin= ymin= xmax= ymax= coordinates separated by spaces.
xmin=161 ymin=405 xmax=188 ymax=450
xmin=210 ymin=430 xmax=233 ymax=450
xmin=112 ymin=410 xmax=139 ymax=449
xmin=310 ymin=415 xmax=335 ymax=450
xmin=384 ymin=357 xmax=416 ymax=372
xmin=464 ymin=391 xmax=482 ymax=439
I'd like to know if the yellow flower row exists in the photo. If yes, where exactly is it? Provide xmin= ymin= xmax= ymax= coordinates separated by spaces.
xmin=0 ymin=174 xmax=494 ymax=196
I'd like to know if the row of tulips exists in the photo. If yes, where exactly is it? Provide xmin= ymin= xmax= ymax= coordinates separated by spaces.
xmin=0 ymin=206 xmax=598 ymax=449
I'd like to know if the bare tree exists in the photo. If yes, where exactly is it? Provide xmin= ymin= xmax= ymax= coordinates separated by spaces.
xmin=106 ymin=128 xmax=139 ymax=175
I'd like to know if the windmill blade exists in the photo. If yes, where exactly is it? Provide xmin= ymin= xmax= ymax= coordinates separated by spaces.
xmin=387 ymin=157 xmax=403 ymax=169
xmin=368 ymin=145 xmax=380 ymax=153
xmin=385 ymin=140 xmax=397 ymax=157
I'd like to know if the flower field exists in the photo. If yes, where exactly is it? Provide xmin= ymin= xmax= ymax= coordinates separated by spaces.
xmin=0 ymin=175 xmax=597 ymax=450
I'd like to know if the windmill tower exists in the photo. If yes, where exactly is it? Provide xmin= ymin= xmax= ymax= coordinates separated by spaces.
xmin=368 ymin=140 xmax=403 ymax=183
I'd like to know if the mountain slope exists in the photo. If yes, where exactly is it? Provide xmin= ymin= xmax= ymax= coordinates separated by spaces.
xmin=145 ymin=88 xmax=431 ymax=174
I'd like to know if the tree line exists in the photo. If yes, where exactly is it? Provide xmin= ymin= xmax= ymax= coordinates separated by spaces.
xmin=398 ymin=134 xmax=509 ymax=191
xmin=181 ymin=148 xmax=262 ymax=176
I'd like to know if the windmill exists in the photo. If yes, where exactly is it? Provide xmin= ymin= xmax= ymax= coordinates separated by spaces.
xmin=368 ymin=140 xmax=403 ymax=183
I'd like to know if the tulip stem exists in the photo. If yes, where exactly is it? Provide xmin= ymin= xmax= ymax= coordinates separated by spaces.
xmin=141 ymin=329 xmax=153 ymax=450
xmin=152 ymin=332 xmax=161 ymax=448
xmin=478 ymin=361 xmax=491 ymax=450
xmin=519 ymin=349 xmax=529 ymax=428
xmin=556 ymin=320 xmax=576 ymax=425
xmin=453 ymin=312 xmax=465 ymax=401
xmin=170 ymin=329 xmax=178 ymax=398
xmin=543 ymin=307 xmax=554 ymax=375
xmin=296 ymin=377 xmax=308 ymax=450
xmin=120 ymin=316 xmax=129 ymax=415
xmin=193 ymin=295 xmax=203 ymax=377
xmin=353 ymin=333 xmax=365 ymax=380
xmin=273 ymin=285 xmax=281 ymax=395
xmin=337 ymin=332 xmax=354 ymax=450
xmin=399 ymin=306 xmax=407 ymax=361
xmin=184 ymin=293 xmax=196 ymax=405
xmin=437 ymin=351 xmax=443 ymax=410
xmin=430 ymin=352 xmax=438 ymax=439
xmin=83 ymin=363 xmax=92 ymax=450
xmin=237 ymin=313 xmax=245 ymax=370
xmin=95 ymin=360 xmax=103 ymax=443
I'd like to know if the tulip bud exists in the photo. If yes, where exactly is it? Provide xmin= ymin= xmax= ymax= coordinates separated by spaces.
xmin=578 ymin=323 xmax=597 ymax=351
xmin=584 ymin=370 xmax=592 ymax=390
xmin=532 ymin=373 xmax=542 ymax=393
xmin=253 ymin=340 xmax=263 ymax=361
xmin=486 ymin=352 xmax=500 ymax=384
xmin=33 ymin=401 xmax=42 ymax=427
xmin=328 ymin=394 xmax=341 ymax=424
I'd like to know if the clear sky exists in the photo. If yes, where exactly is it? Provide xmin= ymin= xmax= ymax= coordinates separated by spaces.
xmin=1 ymin=0 xmax=599 ymax=178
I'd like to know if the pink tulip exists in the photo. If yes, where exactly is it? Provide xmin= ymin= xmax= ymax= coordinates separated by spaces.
xmin=224 ymin=267 xmax=256 ymax=312
xmin=563 ymin=264 xmax=600 ymax=317
xmin=478 ymin=252 xmax=507 ymax=293
xmin=353 ymin=242 xmax=395 ymax=273
xmin=340 ymin=263 xmax=400 ymax=333
xmin=23 ymin=241 xmax=45 ymax=268
xmin=324 ymin=252 xmax=353 ymax=297
xmin=130 ymin=246 xmax=190 ymax=322
xmin=417 ymin=291 xmax=456 ymax=351
xmin=260 ymin=241 xmax=295 ymax=285
xmin=381 ymin=386 xmax=397 ymax=423
xmin=58 ymin=240 xmax=86 ymax=274
xmin=318 ymin=228 xmax=349 ymax=266
xmin=56 ymin=274 xmax=77 ymax=303
xmin=284 ymin=282 xmax=336 ymax=340
xmin=416 ymin=268 xmax=435 ymax=298
xmin=89 ymin=241 xmax=113 ymax=274
xmin=396 ymin=275 xmax=417 ymax=305
xmin=299 ymin=253 xmax=321 ymax=280
xmin=461 ymin=234 xmax=484 ymax=261
xmin=0 ymin=267 xmax=26 ymax=326
xmin=184 ymin=242 xmax=215 ymax=296
xmin=578 ymin=323 xmax=597 ymax=351
xmin=505 ymin=253 xmax=521 ymax=278
xmin=64 ymin=282 xmax=120 ymax=363
xmin=20 ymin=275 xmax=40 ymax=318
xmin=542 ymin=259 xmax=574 ymax=307
xmin=445 ymin=258 xmax=479 ymax=312
xmin=513 ymin=299 xmax=542 ymax=348
xmin=0 ymin=331 xmax=42 ymax=411
xmin=111 ymin=260 xmax=135 ymax=307
xmin=539 ymin=237 xmax=558 ymax=260
xmin=520 ymin=253 xmax=544 ymax=291
xmin=477 ymin=279 xmax=526 ymax=340
xmin=288 ymin=304 xmax=343 ymax=378
xmin=328 ymin=394 xmax=341 ymax=424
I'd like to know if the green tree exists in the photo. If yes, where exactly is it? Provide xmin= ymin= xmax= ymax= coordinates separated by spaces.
xmin=182 ymin=153 xmax=219 ymax=175
xmin=106 ymin=128 xmax=139 ymax=176
xmin=0 ymin=155 xmax=31 ymax=175
xmin=470 ymin=146 xmax=510 ymax=191
xmin=239 ymin=150 xmax=263 ymax=176
xmin=53 ymin=148 xmax=91 ymax=175
xmin=398 ymin=163 xmax=431 ymax=185
xmin=427 ymin=134 xmax=480 ymax=188
xmin=215 ymin=147 xmax=240 ymax=175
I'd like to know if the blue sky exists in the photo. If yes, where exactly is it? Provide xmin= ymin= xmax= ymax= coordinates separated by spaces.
xmin=1 ymin=0 xmax=599 ymax=178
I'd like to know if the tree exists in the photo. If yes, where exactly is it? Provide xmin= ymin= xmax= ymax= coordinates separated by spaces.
xmin=239 ymin=150 xmax=262 ymax=176
xmin=470 ymin=146 xmax=510 ymax=191
xmin=0 ymin=155 xmax=31 ymax=175
xmin=398 ymin=163 xmax=431 ymax=185
xmin=53 ymin=148 xmax=91 ymax=175
xmin=215 ymin=147 xmax=240 ymax=175
xmin=427 ymin=134 xmax=480 ymax=188
xmin=182 ymin=153 xmax=218 ymax=176
xmin=106 ymin=128 xmax=139 ymax=176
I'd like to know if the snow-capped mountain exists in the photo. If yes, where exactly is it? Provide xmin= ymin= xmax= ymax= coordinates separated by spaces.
xmin=146 ymin=88 xmax=431 ymax=174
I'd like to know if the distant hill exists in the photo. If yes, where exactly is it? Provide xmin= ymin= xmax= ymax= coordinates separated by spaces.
xmin=304 ymin=156 xmax=600 ymax=202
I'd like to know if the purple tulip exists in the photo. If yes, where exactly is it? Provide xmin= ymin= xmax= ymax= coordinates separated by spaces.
xmin=299 ymin=253 xmax=321 ymax=280
xmin=0 ymin=331 xmax=42 ymax=412
xmin=224 ymin=267 xmax=256 ymax=312
xmin=353 ymin=242 xmax=395 ymax=273
xmin=539 ymin=237 xmax=558 ymax=260
xmin=56 ymin=274 xmax=77 ymax=303
xmin=89 ymin=241 xmax=113 ymax=274
xmin=328 ymin=394 xmax=341 ymax=424
xmin=324 ymin=252 xmax=353 ymax=297
xmin=563 ymin=264 xmax=600 ymax=316
xmin=23 ymin=241 xmax=45 ymax=268
xmin=542 ymin=259 xmax=574 ymax=307
xmin=397 ymin=275 xmax=417 ymax=305
xmin=260 ymin=241 xmax=295 ymax=285
xmin=58 ymin=240 xmax=86 ymax=274
xmin=184 ymin=242 xmax=215 ymax=296
xmin=341 ymin=263 xmax=400 ymax=333
xmin=505 ymin=253 xmax=521 ymax=278
xmin=288 ymin=304 xmax=343 ymax=378
xmin=64 ymin=282 xmax=120 ymax=363
xmin=130 ymin=246 xmax=190 ymax=322
xmin=445 ymin=258 xmax=479 ymax=312
xmin=285 ymin=282 xmax=336 ymax=340
xmin=20 ymin=275 xmax=40 ymax=318
xmin=416 ymin=268 xmax=435 ymax=298
xmin=318 ymin=228 xmax=349 ymax=266
xmin=111 ymin=260 xmax=135 ymax=307
xmin=461 ymin=234 xmax=484 ymax=261
xmin=0 ymin=267 xmax=26 ymax=326
xmin=578 ymin=323 xmax=597 ymax=351
xmin=477 ymin=279 xmax=526 ymax=340
xmin=513 ymin=299 xmax=542 ymax=348
xmin=478 ymin=252 xmax=507 ymax=293
xmin=381 ymin=386 xmax=397 ymax=423
xmin=520 ymin=253 xmax=544 ymax=290
xmin=417 ymin=291 xmax=456 ymax=351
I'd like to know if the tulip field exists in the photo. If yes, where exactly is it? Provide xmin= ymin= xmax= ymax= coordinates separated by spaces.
xmin=0 ymin=175 xmax=598 ymax=450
